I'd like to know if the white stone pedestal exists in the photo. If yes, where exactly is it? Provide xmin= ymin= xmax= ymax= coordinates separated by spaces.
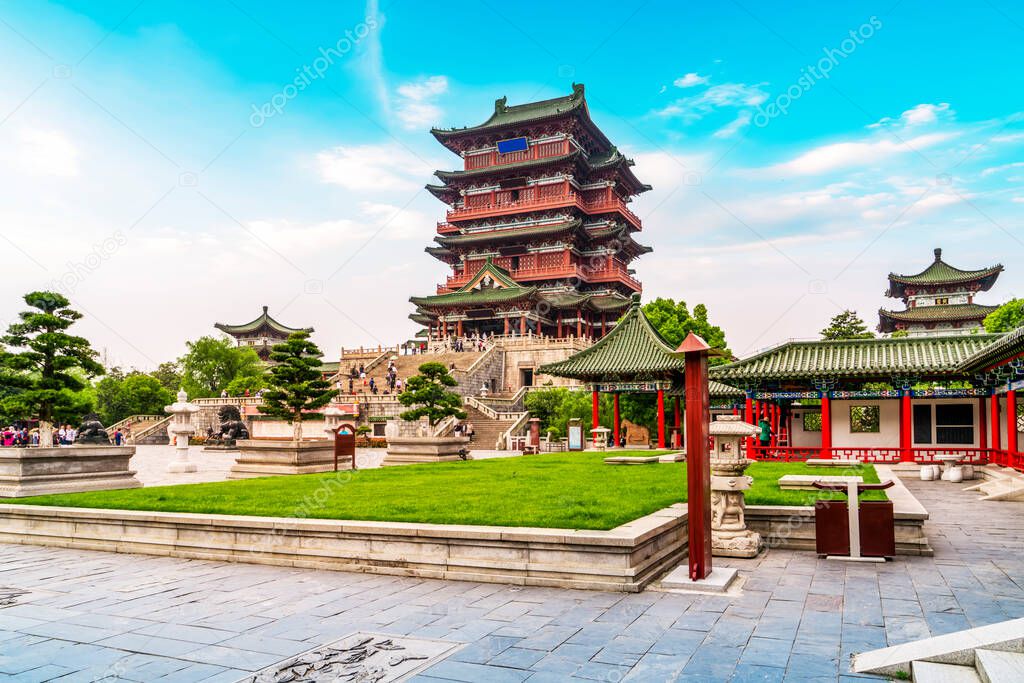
xmin=382 ymin=436 xmax=471 ymax=466
xmin=229 ymin=439 xmax=340 ymax=478
xmin=660 ymin=566 xmax=740 ymax=593
xmin=0 ymin=446 xmax=141 ymax=497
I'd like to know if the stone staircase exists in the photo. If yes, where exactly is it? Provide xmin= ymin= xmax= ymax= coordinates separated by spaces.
xmin=852 ymin=617 xmax=1024 ymax=681
xmin=463 ymin=404 xmax=519 ymax=451
xmin=129 ymin=416 xmax=172 ymax=445
xmin=963 ymin=466 xmax=1024 ymax=502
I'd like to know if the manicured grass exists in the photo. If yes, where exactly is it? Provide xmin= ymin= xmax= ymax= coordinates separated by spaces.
xmin=5 ymin=454 xmax=884 ymax=530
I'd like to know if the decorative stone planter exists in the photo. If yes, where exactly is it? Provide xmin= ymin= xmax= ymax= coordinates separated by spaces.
xmin=0 ymin=446 xmax=141 ymax=497
xmin=228 ymin=439 xmax=341 ymax=478
xmin=382 ymin=436 xmax=471 ymax=466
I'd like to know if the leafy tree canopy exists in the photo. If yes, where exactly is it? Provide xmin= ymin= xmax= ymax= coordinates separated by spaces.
xmin=151 ymin=361 xmax=183 ymax=393
xmin=94 ymin=370 xmax=174 ymax=426
xmin=180 ymin=336 xmax=262 ymax=398
xmin=398 ymin=362 xmax=467 ymax=426
xmin=0 ymin=291 xmax=102 ymax=427
xmin=984 ymin=299 xmax=1024 ymax=333
xmin=225 ymin=374 xmax=266 ymax=397
xmin=821 ymin=310 xmax=875 ymax=340
xmin=642 ymin=298 xmax=731 ymax=364
xmin=257 ymin=331 xmax=337 ymax=440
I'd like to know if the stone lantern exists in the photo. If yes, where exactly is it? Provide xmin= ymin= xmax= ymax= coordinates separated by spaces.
xmin=165 ymin=389 xmax=200 ymax=473
xmin=323 ymin=405 xmax=346 ymax=436
xmin=709 ymin=414 xmax=763 ymax=558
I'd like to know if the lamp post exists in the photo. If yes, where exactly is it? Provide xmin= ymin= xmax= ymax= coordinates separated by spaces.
xmin=165 ymin=389 xmax=200 ymax=473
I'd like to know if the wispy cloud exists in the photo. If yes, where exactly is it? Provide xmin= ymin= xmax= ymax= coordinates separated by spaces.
xmin=315 ymin=143 xmax=433 ymax=191
xmin=673 ymin=72 xmax=709 ymax=88
xmin=767 ymin=133 xmax=956 ymax=176
xmin=655 ymin=82 xmax=768 ymax=124
xmin=395 ymin=75 xmax=448 ymax=130
xmin=870 ymin=102 xmax=953 ymax=128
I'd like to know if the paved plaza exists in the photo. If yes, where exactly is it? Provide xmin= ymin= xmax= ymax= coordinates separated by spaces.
xmin=1 ymin=477 xmax=1023 ymax=682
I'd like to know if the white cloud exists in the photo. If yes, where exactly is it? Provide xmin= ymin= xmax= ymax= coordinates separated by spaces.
xmin=871 ymin=103 xmax=953 ymax=129
xmin=358 ymin=201 xmax=428 ymax=240
xmin=981 ymin=161 xmax=1024 ymax=177
xmin=673 ymin=72 xmax=709 ymax=88
xmin=713 ymin=111 xmax=751 ymax=139
xmin=15 ymin=128 xmax=80 ymax=177
xmin=1013 ymin=197 xmax=1024 ymax=203
xmin=315 ymin=143 xmax=434 ymax=191
xmin=655 ymin=82 xmax=768 ymax=122
xmin=395 ymin=75 xmax=448 ymax=129
xmin=768 ymin=133 xmax=955 ymax=176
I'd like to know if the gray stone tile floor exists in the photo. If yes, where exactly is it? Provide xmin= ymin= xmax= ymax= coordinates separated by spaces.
xmin=2 ymin=476 xmax=1023 ymax=681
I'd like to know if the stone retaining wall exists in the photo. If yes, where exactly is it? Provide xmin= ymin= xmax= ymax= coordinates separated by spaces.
xmin=0 ymin=504 xmax=688 ymax=593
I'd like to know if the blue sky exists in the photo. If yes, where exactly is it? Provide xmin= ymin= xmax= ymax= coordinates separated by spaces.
xmin=1 ymin=0 xmax=1022 ymax=368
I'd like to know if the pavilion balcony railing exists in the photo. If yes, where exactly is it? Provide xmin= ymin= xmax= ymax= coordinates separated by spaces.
xmin=441 ymin=262 xmax=641 ymax=292
xmin=463 ymin=139 xmax=571 ymax=171
xmin=445 ymin=191 xmax=642 ymax=229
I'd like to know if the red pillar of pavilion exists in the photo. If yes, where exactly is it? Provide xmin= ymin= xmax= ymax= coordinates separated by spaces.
xmin=613 ymin=394 xmax=620 ymax=447
xmin=557 ymin=316 xmax=562 ymax=338
xmin=592 ymin=389 xmax=600 ymax=447
xmin=744 ymin=396 xmax=755 ymax=454
xmin=679 ymin=333 xmax=712 ymax=581
xmin=899 ymin=390 xmax=913 ymax=463
xmin=576 ymin=308 xmax=582 ymax=338
xmin=520 ymin=315 xmax=527 ymax=336
xmin=991 ymin=393 xmax=1002 ymax=462
xmin=656 ymin=390 xmax=666 ymax=449
xmin=673 ymin=397 xmax=682 ymax=449
xmin=821 ymin=393 xmax=832 ymax=459
xmin=979 ymin=396 xmax=988 ymax=453
xmin=1007 ymin=390 xmax=1018 ymax=458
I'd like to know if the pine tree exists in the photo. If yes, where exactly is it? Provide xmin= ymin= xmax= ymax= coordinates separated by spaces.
xmin=0 ymin=291 xmax=104 ymax=445
xmin=820 ymin=310 xmax=875 ymax=340
xmin=257 ymin=331 xmax=337 ymax=441
xmin=398 ymin=362 xmax=467 ymax=426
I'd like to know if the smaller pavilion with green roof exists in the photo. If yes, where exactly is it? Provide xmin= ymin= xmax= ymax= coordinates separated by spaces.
xmin=539 ymin=294 xmax=739 ymax=448
xmin=215 ymin=306 xmax=313 ymax=361
xmin=878 ymin=247 xmax=1003 ymax=336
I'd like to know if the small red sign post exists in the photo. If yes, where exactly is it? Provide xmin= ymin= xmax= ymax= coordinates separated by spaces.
xmin=678 ymin=332 xmax=712 ymax=582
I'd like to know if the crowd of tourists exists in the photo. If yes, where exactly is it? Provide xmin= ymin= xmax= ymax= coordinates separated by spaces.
xmin=0 ymin=424 xmax=128 ymax=446
xmin=342 ymin=361 xmax=405 ymax=396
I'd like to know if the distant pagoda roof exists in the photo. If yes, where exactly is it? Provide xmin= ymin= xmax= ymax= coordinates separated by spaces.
xmin=435 ymin=219 xmax=583 ymax=248
xmin=410 ymin=258 xmax=537 ymax=308
xmin=887 ymin=248 xmax=1003 ymax=298
xmin=709 ymin=334 xmax=1003 ymax=383
xmin=539 ymin=294 xmax=686 ymax=380
xmin=878 ymin=303 xmax=998 ymax=332
xmin=431 ymin=83 xmax=611 ymax=149
xmin=215 ymin=306 xmax=312 ymax=337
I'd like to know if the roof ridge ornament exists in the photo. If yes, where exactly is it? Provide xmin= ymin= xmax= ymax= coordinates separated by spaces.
xmin=934 ymin=247 xmax=942 ymax=261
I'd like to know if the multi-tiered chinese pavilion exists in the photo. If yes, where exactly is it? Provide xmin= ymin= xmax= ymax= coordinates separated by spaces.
xmin=878 ymin=248 xmax=1003 ymax=336
xmin=410 ymin=83 xmax=651 ymax=340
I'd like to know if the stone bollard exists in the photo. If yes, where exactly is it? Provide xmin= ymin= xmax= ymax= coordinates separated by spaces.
xmin=165 ymin=389 xmax=200 ymax=473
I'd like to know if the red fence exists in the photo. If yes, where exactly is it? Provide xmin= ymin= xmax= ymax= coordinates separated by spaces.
xmin=747 ymin=445 xmax=994 ymax=465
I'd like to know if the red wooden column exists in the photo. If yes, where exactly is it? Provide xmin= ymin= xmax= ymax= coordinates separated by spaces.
xmin=744 ymin=396 xmax=755 ymax=454
xmin=991 ymin=393 xmax=1002 ymax=461
xmin=821 ymin=393 xmax=832 ymax=459
xmin=576 ymin=308 xmax=582 ymax=337
xmin=1007 ymin=390 xmax=1018 ymax=457
xmin=979 ymin=396 xmax=988 ymax=453
xmin=899 ymin=390 xmax=913 ymax=463
xmin=679 ymin=333 xmax=712 ymax=581
xmin=556 ymin=315 xmax=562 ymax=338
xmin=592 ymin=389 xmax=600 ymax=447
xmin=673 ymin=397 xmax=682 ymax=449
xmin=656 ymin=390 xmax=666 ymax=449
xmin=520 ymin=315 xmax=527 ymax=335
xmin=503 ymin=317 xmax=510 ymax=335
xmin=770 ymin=403 xmax=778 ymax=447
xmin=613 ymin=394 xmax=620 ymax=447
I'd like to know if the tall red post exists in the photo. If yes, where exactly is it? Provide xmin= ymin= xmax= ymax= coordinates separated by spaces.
xmin=991 ymin=393 xmax=1002 ymax=462
xmin=613 ymin=394 xmax=620 ymax=447
xmin=656 ymin=390 xmax=666 ymax=449
xmin=744 ymin=396 xmax=754 ymax=453
xmin=679 ymin=333 xmax=712 ymax=582
xmin=592 ymin=389 xmax=600 ymax=447
xmin=770 ymin=403 xmax=778 ymax=447
xmin=821 ymin=393 xmax=832 ymax=459
xmin=1007 ymin=390 xmax=1018 ymax=457
xmin=900 ymin=390 xmax=913 ymax=463
xmin=979 ymin=396 xmax=988 ymax=453
xmin=673 ymin=397 xmax=682 ymax=448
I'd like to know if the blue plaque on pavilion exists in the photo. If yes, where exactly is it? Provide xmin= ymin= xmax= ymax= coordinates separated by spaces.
xmin=496 ymin=136 xmax=528 ymax=154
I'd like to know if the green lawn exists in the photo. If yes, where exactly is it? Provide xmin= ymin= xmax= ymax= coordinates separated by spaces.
xmin=4 ymin=454 xmax=883 ymax=531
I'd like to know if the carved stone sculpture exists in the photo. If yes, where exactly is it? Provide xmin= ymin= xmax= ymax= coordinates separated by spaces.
xmin=74 ymin=413 xmax=111 ymax=445
xmin=709 ymin=415 xmax=763 ymax=558
xmin=621 ymin=419 xmax=650 ymax=446
xmin=208 ymin=405 xmax=250 ymax=447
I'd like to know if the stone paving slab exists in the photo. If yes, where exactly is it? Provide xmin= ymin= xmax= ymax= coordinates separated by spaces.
xmin=0 ymin=476 xmax=1023 ymax=681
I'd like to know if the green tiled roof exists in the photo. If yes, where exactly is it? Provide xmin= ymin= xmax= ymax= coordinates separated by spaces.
xmin=437 ymin=220 xmax=581 ymax=247
xmin=435 ymin=151 xmax=581 ymax=182
xmin=537 ymin=291 xmax=632 ymax=311
xmin=214 ymin=306 xmax=312 ymax=337
xmin=410 ymin=286 xmax=537 ymax=308
xmin=432 ymin=83 xmax=588 ymax=139
xmin=887 ymin=248 xmax=1002 ymax=296
xmin=425 ymin=245 xmax=454 ymax=260
xmin=710 ymin=334 xmax=1004 ymax=382
xmin=709 ymin=381 xmax=744 ymax=398
xmin=958 ymin=328 xmax=1022 ymax=373
xmin=879 ymin=303 xmax=998 ymax=324
xmin=539 ymin=295 xmax=686 ymax=380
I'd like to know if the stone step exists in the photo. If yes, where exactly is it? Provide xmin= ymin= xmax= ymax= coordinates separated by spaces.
xmin=913 ymin=661 xmax=982 ymax=683
xmin=976 ymin=649 xmax=1024 ymax=683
